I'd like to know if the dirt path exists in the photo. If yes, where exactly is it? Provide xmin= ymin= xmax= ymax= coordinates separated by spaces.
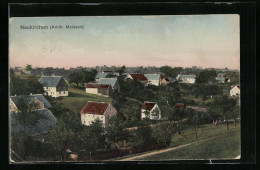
xmin=116 ymin=130 xmax=240 ymax=161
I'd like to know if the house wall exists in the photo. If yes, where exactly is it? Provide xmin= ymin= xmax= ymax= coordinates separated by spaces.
xmin=86 ymin=88 xmax=98 ymax=95
xmin=230 ymin=87 xmax=240 ymax=96
xmin=44 ymin=87 xmax=68 ymax=98
xmin=81 ymin=113 xmax=105 ymax=126
xmin=104 ymin=105 xmax=117 ymax=126
xmin=147 ymin=80 xmax=160 ymax=86
xmin=10 ymin=99 xmax=17 ymax=113
xmin=181 ymin=78 xmax=196 ymax=84
xmin=98 ymin=88 xmax=110 ymax=97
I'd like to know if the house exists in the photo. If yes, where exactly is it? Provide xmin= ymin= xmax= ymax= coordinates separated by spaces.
xmin=80 ymin=101 xmax=117 ymax=126
xmin=230 ymin=85 xmax=240 ymax=96
xmin=125 ymin=73 xmax=148 ymax=86
xmin=160 ymin=75 xmax=170 ymax=85
xmin=176 ymin=74 xmax=196 ymax=84
xmin=10 ymin=108 xmax=57 ymax=138
xmin=98 ymin=78 xmax=120 ymax=92
xmin=141 ymin=102 xmax=161 ymax=120
xmin=39 ymin=76 xmax=68 ymax=97
xmin=216 ymin=76 xmax=230 ymax=83
xmin=10 ymin=94 xmax=56 ymax=139
xmin=86 ymin=83 xmax=112 ymax=97
xmin=144 ymin=74 xmax=161 ymax=86
xmin=95 ymin=72 xmax=119 ymax=82
xmin=10 ymin=94 xmax=52 ymax=113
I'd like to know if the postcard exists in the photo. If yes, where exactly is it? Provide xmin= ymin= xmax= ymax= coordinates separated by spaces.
xmin=9 ymin=15 xmax=240 ymax=163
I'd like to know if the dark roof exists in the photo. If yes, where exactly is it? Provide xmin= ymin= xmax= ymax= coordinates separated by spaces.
xmin=102 ymin=71 xmax=113 ymax=73
xmin=86 ymin=83 xmax=110 ymax=89
xmin=160 ymin=74 xmax=169 ymax=81
xmin=98 ymin=78 xmax=117 ymax=88
xmin=10 ymin=94 xmax=52 ymax=109
xmin=141 ymin=102 xmax=156 ymax=111
xmin=80 ymin=101 xmax=109 ymax=115
xmin=39 ymin=76 xmax=63 ymax=87
xmin=10 ymin=109 xmax=57 ymax=136
xmin=130 ymin=74 xmax=147 ymax=81
xmin=175 ymin=103 xmax=185 ymax=109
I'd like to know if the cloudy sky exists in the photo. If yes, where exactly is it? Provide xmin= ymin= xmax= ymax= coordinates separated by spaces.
xmin=9 ymin=15 xmax=240 ymax=70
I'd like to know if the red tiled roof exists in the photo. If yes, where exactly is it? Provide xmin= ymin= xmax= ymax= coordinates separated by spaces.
xmin=175 ymin=103 xmax=184 ymax=109
xmin=130 ymin=74 xmax=147 ymax=81
xmin=86 ymin=83 xmax=110 ymax=89
xmin=141 ymin=102 xmax=156 ymax=111
xmin=80 ymin=101 xmax=109 ymax=115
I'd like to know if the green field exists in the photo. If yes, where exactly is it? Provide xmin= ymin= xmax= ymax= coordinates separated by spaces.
xmin=55 ymin=87 xmax=112 ymax=113
xmin=115 ymin=123 xmax=240 ymax=160
xmin=136 ymin=130 xmax=240 ymax=160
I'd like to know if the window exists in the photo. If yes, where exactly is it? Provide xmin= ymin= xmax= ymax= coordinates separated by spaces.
xmin=59 ymin=92 xmax=61 ymax=94
xmin=64 ymin=92 xmax=65 ymax=94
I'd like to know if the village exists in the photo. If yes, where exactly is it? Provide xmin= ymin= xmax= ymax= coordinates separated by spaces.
xmin=9 ymin=65 xmax=240 ymax=162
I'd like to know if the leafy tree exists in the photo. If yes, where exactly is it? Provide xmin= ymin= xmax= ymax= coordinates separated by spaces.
xmin=151 ymin=107 xmax=160 ymax=119
xmin=152 ymin=122 xmax=176 ymax=147
xmin=10 ymin=75 xmax=44 ymax=96
xmin=160 ymin=66 xmax=182 ymax=78
xmin=196 ymin=69 xmax=217 ymax=83
xmin=135 ymin=125 xmax=153 ymax=145
xmin=15 ymin=98 xmax=46 ymax=126
xmin=116 ymin=65 xmax=126 ymax=75
xmin=25 ymin=64 xmax=32 ymax=71
xmin=105 ymin=116 xmax=129 ymax=149
xmin=209 ymin=95 xmax=238 ymax=130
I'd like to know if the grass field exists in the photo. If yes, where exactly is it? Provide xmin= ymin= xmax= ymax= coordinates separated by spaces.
xmin=115 ymin=123 xmax=240 ymax=160
xmin=135 ymin=130 xmax=240 ymax=160
xmin=54 ymin=87 xmax=112 ymax=113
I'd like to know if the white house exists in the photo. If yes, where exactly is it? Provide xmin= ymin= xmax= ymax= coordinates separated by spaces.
xmin=144 ymin=74 xmax=161 ymax=86
xmin=80 ymin=101 xmax=117 ymax=126
xmin=39 ymin=76 xmax=68 ymax=97
xmin=141 ymin=102 xmax=161 ymax=120
xmin=230 ymin=85 xmax=240 ymax=96
xmin=176 ymin=74 xmax=196 ymax=84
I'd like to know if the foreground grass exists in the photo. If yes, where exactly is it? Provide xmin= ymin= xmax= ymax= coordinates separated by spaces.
xmin=136 ymin=130 xmax=240 ymax=160
xmin=55 ymin=87 xmax=112 ymax=113
xmin=114 ymin=123 xmax=240 ymax=161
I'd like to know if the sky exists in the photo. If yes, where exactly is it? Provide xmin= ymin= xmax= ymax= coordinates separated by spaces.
xmin=9 ymin=15 xmax=240 ymax=70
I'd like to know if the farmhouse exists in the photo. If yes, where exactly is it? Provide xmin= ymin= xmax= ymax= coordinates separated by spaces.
xmin=125 ymin=73 xmax=148 ymax=86
xmin=95 ymin=72 xmax=119 ymax=82
xmin=144 ymin=74 xmax=161 ymax=86
xmin=98 ymin=78 xmax=120 ymax=92
xmin=86 ymin=83 xmax=112 ymax=97
xmin=176 ymin=74 xmax=196 ymax=84
xmin=10 ymin=94 xmax=52 ymax=113
xmin=141 ymin=102 xmax=161 ymax=120
xmin=230 ymin=85 xmax=240 ymax=96
xmin=39 ymin=76 xmax=68 ymax=97
xmin=11 ymin=108 xmax=57 ymax=138
xmin=80 ymin=101 xmax=117 ymax=126
xmin=10 ymin=94 xmax=56 ymax=139
xmin=160 ymin=75 xmax=170 ymax=85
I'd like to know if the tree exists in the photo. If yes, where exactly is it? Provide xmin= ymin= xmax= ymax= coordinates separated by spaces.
xmin=135 ymin=125 xmax=153 ymax=145
xmin=116 ymin=65 xmax=126 ymax=75
xmin=15 ymin=98 xmax=46 ymax=126
xmin=160 ymin=66 xmax=182 ymax=78
xmin=209 ymin=95 xmax=238 ymax=130
xmin=196 ymin=69 xmax=217 ymax=83
xmin=152 ymin=122 xmax=176 ymax=147
xmin=25 ymin=64 xmax=32 ymax=71
xmin=105 ymin=116 xmax=129 ymax=149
